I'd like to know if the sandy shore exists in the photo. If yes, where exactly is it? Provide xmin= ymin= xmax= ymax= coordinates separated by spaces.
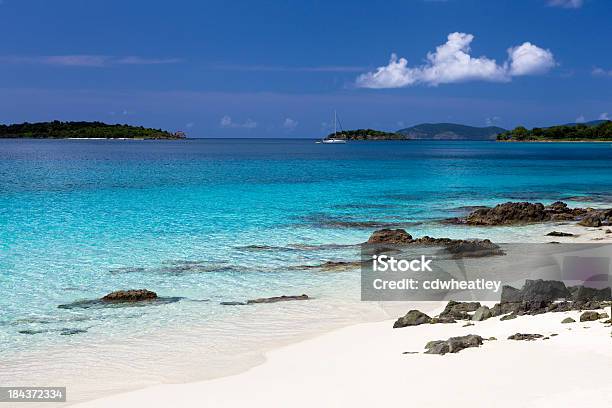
xmin=60 ymin=223 xmax=612 ymax=407
xmin=73 ymin=304 xmax=611 ymax=408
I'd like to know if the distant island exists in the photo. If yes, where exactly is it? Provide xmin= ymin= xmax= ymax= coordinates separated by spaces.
xmin=497 ymin=120 xmax=612 ymax=141
xmin=397 ymin=123 xmax=506 ymax=140
xmin=324 ymin=123 xmax=506 ymax=141
xmin=325 ymin=129 xmax=404 ymax=140
xmin=0 ymin=121 xmax=186 ymax=139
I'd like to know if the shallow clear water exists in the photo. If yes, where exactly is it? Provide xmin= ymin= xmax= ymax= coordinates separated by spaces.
xmin=2 ymin=139 xmax=612 ymax=401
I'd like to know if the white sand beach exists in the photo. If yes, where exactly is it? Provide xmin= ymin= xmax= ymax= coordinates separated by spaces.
xmin=73 ymin=304 xmax=611 ymax=408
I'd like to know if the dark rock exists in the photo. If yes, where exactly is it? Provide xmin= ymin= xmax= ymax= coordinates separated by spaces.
xmin=579 ymin=311 xmax=600 ymax=322
xmin=471 ymin=306 xmax=492 ymax=321
xmin=546 ymin=231 xmax=575 ymax=237
xmin=508 ymin=333 xmax=544 ymax=341
xmin=58 ymin=294 xmax=181 ymax=310
xmin=439 ymin=301 xmax=481 ymax=320
xmin=568 ymin=286 xmax=612 ymax=302
xmin=18 ymin=329 xmax=48 ymax=335
xmin=393 ymin=310 xmax=432 ymax=328
xmin=246 ymin=294 xmax=309 ymax=304
xmin=501 ymin=280 xmax=571 ymax=303
xmin=365 ymin=230 xmax=504 ymax=258
xmin=220 ymin=301 xmax=247 ymax=306
xmin=561 ymin=317 xmax=576 ymax=323
xmin=430 ymin=316 xmax=457 ymax=324
xmin=599 ymin=312 xmax=609 ymax=319
xmin=366 ymin=229 xmax=413 ymax=244
xmin=318 ymin=261 xmax=363 ymax=271
xmin=578 ymin=209 xmax=612 ymax=227
xmin=495 ymin=300 xmax=552 ymax=316
xmin=500 ymin=314 xmax=518 ymax=321
xmin=444 ymin=239 xmax=505 ymax=258
xmin=464 ymin=201 xmax=595 ymax=226
xmin=293 ymin=261 xmax=363 ymax=271
xmin=424 ymin=334 xmax=483 ymax=355
xmin=466 ymin=202 xmax=549 ymax=225
xmin=463 ymin=322 xmax=475 ymax=327
xmin=102 ymin=289 xmax=157 ymax=303
xmin=60 ymin=328 xmax=87 ymax=335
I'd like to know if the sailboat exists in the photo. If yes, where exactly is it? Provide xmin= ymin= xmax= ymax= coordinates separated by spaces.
xmin=317 ymin=111 xmax=347 ymax=144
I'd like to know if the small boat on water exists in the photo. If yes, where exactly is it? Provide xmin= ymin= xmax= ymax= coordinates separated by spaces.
xmin=317 ymin=111 xmax=346 ymax=144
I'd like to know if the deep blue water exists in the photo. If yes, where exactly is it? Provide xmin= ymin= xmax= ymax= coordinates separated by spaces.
xmin=2 ymin=138 xmax=612 ymax=393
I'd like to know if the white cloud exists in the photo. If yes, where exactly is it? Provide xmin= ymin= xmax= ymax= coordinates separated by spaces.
xmin=506 ymin=42 xmax=556 ymax=76
xmin=0 ymin=55 xmax=181 ymax=67
xmin=600 ymin=112 xmax=610 ymax=120
xmin=592 ymin=67 xmax=612 ymax=77
xmin=220 ymin=115 xmax=257 ymax=129
xmin=282 ymin=117 xmax=298 ymax=130
xmin=575 ymin=115 xmax=585 ymax=123
xmin=356 ymin=32 xmax=556 ymax=88
xmin=547 ymin=0 xmax=583 ymax=8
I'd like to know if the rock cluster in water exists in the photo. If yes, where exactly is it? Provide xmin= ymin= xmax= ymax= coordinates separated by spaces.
xmin=221 ymin=294 xmax=310 ymax=306
xmin=365 ymin=229 xmax=505 ymax=258
xmin=444 ymin=200 xmax=612 ymax=226
xmin=58 ymin=289 xmax=181 ymax=309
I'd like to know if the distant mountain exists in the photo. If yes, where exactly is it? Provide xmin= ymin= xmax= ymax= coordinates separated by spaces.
xmin=397 ymin=123 xmax=507 ymax=140
xmin=560 ymin=120 xmax=607 ymax=127
xmin=497 ymin=120 xmax=612 ymax=141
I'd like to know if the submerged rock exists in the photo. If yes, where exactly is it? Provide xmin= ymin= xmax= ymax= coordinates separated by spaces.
xmin=424 ymin=334 xmax=483 ymax=355
xmin=294 ymin=260 xmax=363 ymax=272
xmin=102 ymin=289 xmax=157 ymax=303
xmin=246 ymin=294 xmax=309 ymax=304
xmin=546 ymin=231 xmax=575 ymax=237
xmin=393 ymin=310 xmax=432 ymax=328
xmin=58 ymin=290 xmax=180 ymax=310
xmin=60 ymin=328 xmax=87 ymax=336
xmin=220 ymin=301 xmax=247 ymax=306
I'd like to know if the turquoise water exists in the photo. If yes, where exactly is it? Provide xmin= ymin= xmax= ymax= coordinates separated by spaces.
xmin=2 ymin=139 xmax=612 ymax=400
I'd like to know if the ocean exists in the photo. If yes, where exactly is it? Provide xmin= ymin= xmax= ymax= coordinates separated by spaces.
xmin=2 ymin=138 xmax=612 ymax=401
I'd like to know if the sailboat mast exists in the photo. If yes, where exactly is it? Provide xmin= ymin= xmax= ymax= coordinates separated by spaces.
xmin=334 ymin=110 xmax=337 ymax=137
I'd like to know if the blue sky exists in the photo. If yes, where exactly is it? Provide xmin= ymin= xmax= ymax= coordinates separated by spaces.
xmin=1 ymin=0 xmax=611 ymax=137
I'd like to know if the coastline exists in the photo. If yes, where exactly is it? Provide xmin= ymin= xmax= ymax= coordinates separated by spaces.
xmin=66 ymin=222 xmax=612 ymax=407
xmin=72 ymin=306 xmax=612 ymax=408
